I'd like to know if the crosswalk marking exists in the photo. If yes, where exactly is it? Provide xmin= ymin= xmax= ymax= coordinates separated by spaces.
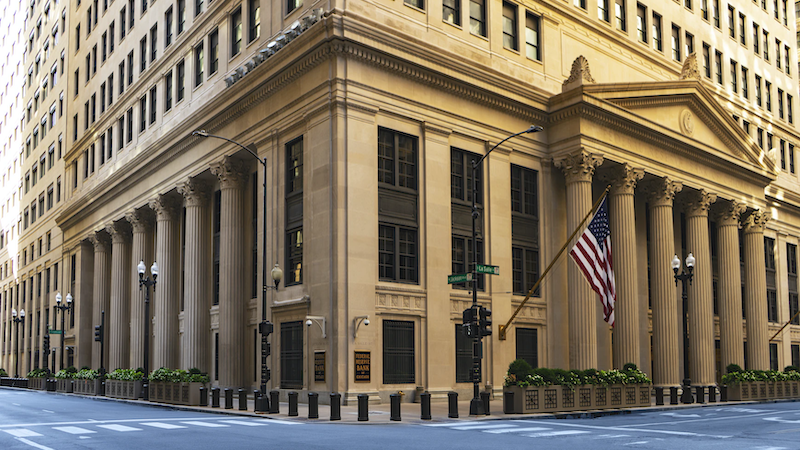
xmin=218 ymin=420 xmax=269 ymax=427
xmin=139 ymin=422 xmax=187 ymax=429
xmin=180 ymin=421 xmax=229 ymax=428
xmin=523 ymin=430 xmax=591 ymax=438
xmin=3 ymin=429 xmax=43 ymax=437
xmin=52 ymin=426 xmax=96 ymax=435
xmin=450 ymin=424 xmax=519 ymax=431
xmin=483 ymin=427 xmax=552 ymax=434
xmin=266 ymin=419 xmax=302 ymax=425
xmin=96 ymin=424 xmax=142 ymax=432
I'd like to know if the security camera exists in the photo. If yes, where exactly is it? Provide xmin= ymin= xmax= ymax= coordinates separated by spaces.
xmin=305 ymin=319 xmax=312 ymax=327
xmin=364 ymin=319 xmax=370 ymax=326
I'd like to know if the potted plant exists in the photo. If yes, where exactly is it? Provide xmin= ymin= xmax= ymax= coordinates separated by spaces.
xmin=105 ymin=369 xmax=144 ymax=399
xmin=54 ymin=367 xmax=77 ymax=393
xmin=148 ymin=367 xmax=209 ymax=405
xmin=72 ymin=368 xmax=100 ymax=395
xmin=26 ymin=368 xmax=47 ymax=390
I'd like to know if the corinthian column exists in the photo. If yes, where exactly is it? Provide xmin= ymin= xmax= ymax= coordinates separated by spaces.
xmin=149 ymin=195 xmax=181 ymax=371
xmin=714 ymin=200 xmax=746 ymax=373
xmin=555 ymin=150 xmax=603 ymax=370
xmin=106 ymin=221 xmax=131 ymax=371
xmin=684 ymin=189 xmax=717 ymax=386
xmin=90 ymin=231 xmax=111 ymax=370
xmin=743 ymin=210 xmax=770 ymax=370
xmin=609 ymin=165 xmax=643 ymax=369
xmin=126 ymin=209 xmax=154 ymax=371
xmin=211 ymin=157 xmax=248 ymax=388
xmin=646 ymin=178 xmax=682 ymax=387
xmin=178 ymin=179 xmax=211 ymax=373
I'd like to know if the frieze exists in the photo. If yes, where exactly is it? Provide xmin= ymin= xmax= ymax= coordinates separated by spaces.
xmin=376 ymin=286 xmax=426 ymax=313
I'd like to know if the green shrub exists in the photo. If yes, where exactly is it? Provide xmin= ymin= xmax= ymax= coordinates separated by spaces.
xmin=147 ymin=367 xmax=208 ymax=383
xmin=54 ymin=370 xmax=72 ymax=379
xmin=726 ymin=364 xmax=743 ymax=374
xmin=622 ymin=363 xmax=638 ymax=371
xmin=74 ymin=369 xmax=99 ymax=380
xmin=0 ymin=368 xmax=8 ymax=377
xmin=188 ymin=367 xmax=202 ymax=375
xmin=26 ymin=368 xmax=47 ymax=378
xmin=106 ymin=369 xmax=144 ymax=381
xmin=784 ymin=365 xmax=799 ymax=373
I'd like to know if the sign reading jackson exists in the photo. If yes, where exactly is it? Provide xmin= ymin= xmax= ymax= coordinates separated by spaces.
xmin=355 ymin=351 xmax=370 ymax=382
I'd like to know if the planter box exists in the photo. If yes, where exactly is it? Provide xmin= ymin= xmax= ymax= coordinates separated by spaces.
xmin=149 ymin=382 xmax=205 ymax=406
xmin=105 ymin=380 xmax=143 ymax=399
xmin=56 ymin=379 xmax=74 ymax=393
xmin=73 ymin=379 xmax=100 ymax=395
xmin=27 ymin=377 xmax=45 ymax=390
xmin=503 ymin=384 xmax=652 ymax=414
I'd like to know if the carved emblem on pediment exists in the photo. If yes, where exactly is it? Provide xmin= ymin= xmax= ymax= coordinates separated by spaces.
xmin=562 ymin=56 xmax=595 ymax=91
xmin=679 ymin=53 xmax=701 ymax=80
xmin=679 ymin=109 xmax=695 ymax=136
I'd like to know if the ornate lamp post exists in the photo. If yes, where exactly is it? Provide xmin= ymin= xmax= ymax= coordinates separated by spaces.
xmin=55 ymin=293 xmax=73 ymax=371
xmin=672 ymin=252 xmax=695 ymax=404
xmin=11 ymin=309 xmax=25 ymax=377
xmin=138 ymin=260 xmax=158 ymax=400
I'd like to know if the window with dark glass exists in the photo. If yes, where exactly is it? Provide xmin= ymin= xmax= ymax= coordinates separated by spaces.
xmin=637 ymin=3 xmax=647 ymax=42
xmin=789 ymin=243 xmax=798 ymax=324
xmin=502 ymin=2 xmax=518 ymax=51
xmin=280 ymin=321 xmax=303 ymax=388
xmin=178 ymin=0 xmax=186 ymax=34
xmin=165 ymin=7 xmax=173 ymax=47
xmin=286 ymin=137 xmax=303 ymax=286
xmin=209 ymin=29 xmax=219 ymax=75
xmin=194 ymin=42 xmax=204 ymax=87
xmin=443 ymin=0 xmax=460 ymax=25
xmin=383 ymin=320 xmax=414 ymax=384
xmin=525 ymin=12 xmax=541 ymax=61
xmin=213 ymin=190 xmax=221 ymax=305
xmin=511 ymin=165 xmax=540 ymax=296
xmin=451 ymin=148 xmax=483 ymax=290
xmin=287 ymin=0 xmax=301 ymax=14
xmin=470 ymin=0 xmax=486 ymax=37
xmin=249 ymin=0 xmax=260 ymax=42
xmin=165 ymin=71 xmax=173 ymax=111
xmin=652 ymin=12 xmax=662 ymax=51
xmin=177 ymin=59 xmax=185 ymax=102
xmin=231 ymin=7 xmax=242 ymax=56
xmin=766 ymin=236 xmax=778 ymax=322
xmin=455 ymin=324 xmax=472 ymax=383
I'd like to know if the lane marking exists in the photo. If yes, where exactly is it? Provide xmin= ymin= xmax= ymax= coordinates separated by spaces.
xmin=16 ymin=438 xmax=54 ymax=450
xmin=593 ymin=434 xmax=630 ymax=439
xmin=41 ymin=410 xmax=54 ymax=414
xmin=52 ymin=426 xmax=96 ymax=435
xmin=265 ymin=419 xmax=302 ymax=425
xmin=450 ymin=424 xmax=519 ymax=431
xmin=4 ymin=429 xmax=43 ymax=437
xmin=660 ymin=413 xmax=700 ymax=418
xmin=483 ymin=427 xmax=552 ymax=434
xmin=12 ymin=403 xmax=20 ymax=406
xmin=0 ymin=416 xmax=222 ymax=429
xmin=218 ymin=420 xmax=269 ymax=427
xmin=624 ymin=442 xmax=648 ymax=446
xmin=523 ymin=430 xmax=590 ymax=438
xmin=140 ymin=422 xmax=186 ymax=430
xmin=180 ymin=421 xmax=229 ymax=428
xmin=528 ymin=421 xmax=732 ymax=439
xmin=615 ymin=410 xmax=785 ymax=428
xmin=96 ymin=424 xmax=142 ymax=432
xmin=764 ymin=417 xmax=800 ymax=424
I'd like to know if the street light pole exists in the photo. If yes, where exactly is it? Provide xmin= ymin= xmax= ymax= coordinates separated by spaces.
xmin=12 ymin=309 xmax=24 ymax=377
xmin=672 ymin=252 xmax=695 ymax=404
xmin=55 ymin=293 xmax=73 ymax=371
xmin=469 ymin=125 xmax=543 ymax=415
xmin=192 ymin=129 xmax=282 ymax=412
xmin=138 ymin=260 xmax=158 ymax=400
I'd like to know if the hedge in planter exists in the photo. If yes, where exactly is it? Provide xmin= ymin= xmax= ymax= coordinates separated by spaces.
xmin=147 ymin=368 xmax=209 ymax=406
xmin=72 ymin=369 xmax=100 ymax=395
xmin=722 ymin=368 xmax=800 ymax=401
xmin=54 ymin=368 xmax=77 ymax=393
xmin=26 ymin=369 xmax=48 ymax=390
xmin=105 ymin=369 xmax=145 ymax=399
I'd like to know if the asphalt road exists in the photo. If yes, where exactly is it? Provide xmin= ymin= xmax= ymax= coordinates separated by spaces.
xmin=2 ymin=388 xmax=800 ymax=449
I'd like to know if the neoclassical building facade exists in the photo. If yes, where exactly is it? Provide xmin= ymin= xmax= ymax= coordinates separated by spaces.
xmin=2 ymin=0 xmax=800 ymax=400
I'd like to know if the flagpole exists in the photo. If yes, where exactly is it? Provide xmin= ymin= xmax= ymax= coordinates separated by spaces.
xmin=498 ymin=184 xmax=612 ymax=340
xmin=769 ymin=309 xmax=800 ymax=341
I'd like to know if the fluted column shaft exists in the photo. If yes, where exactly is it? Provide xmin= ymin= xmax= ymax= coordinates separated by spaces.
xmin=685 ymin=190 xmax=717 ymax=386
xmin=127 ymin=210 xmax=154 ymax=371
xmin=715 ymin=201 xmax=746 ymax=372
xmin=609 ymin=165 xmax=643 ymax=369
xmin=107 ymin=223 xmax=131 ymax=370
xmin=179 ymin=180 xmax=210 ymax=373
xmin=150 ymin=196 xmax=181 ymax=370
xmin=556 ymin=151 xmax=603 ymax=370
xmin=744 ymin=211 xmax=770 ymax=370
xmin=90 ymin=233 xmax=111 ymax=370
xmin=212 ymin=157 xmax=247 ymax=388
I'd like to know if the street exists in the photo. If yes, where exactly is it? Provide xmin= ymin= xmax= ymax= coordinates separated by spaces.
xmin=2 ymin=388 xmax=800 ymax=449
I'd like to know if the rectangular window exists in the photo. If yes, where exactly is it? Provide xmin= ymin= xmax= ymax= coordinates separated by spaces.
xmin=511 ymin=164 xmax=540 ymax=296
xmin=598 ymin=0 xmax=609 ymax=22
xmin=177 ymin=60 xmax=185 ymax=102
xmin=443 ymin=0 xmax=460 ymax=25
xmin=287 ymin=0 xmax=301 ymax=14
xmin=767 ymin=236 xmax=777 ymax=322
xmin=178 ymin=0 xmax=186 ymax=34
xmin=165 ymin=71 xmax=173 ymax=111
xmin=701 ymin=0 xmax=708 ymax=20
xmin=139 ymin=96 xmax=147 ymax=132
xmin=502 ymin=2 xmax=518 ymax=51
xmin=790 ymin=143 xmax=796 ymax=173
xmin=126 ymin=107 xmax=133 ymax=143
xmin=789 ymin=95 xmax=794 ymax=123
xmin=194 ymin=43 xmax=204 ymax=87
xmin=770 ymin=343 xmax=779 ymax=370
xmin=712 ymin=0 xmax=719 ymax=27
xmin=127 ymin=51 xmax=134 ymax=85
xmin=525 ymin=12 xmax=541 ymax=61
xmin=739 ymin=13 xmax=746 ymax=45
xmin=140 ymin=37 xmax=147 ymax=73
xmin=754 ymin=23 xmax=760 ymax=55
xmin=210 ymin=29 xmax=219 ymax=75
xmin=731 ymin=60 xmax=738 ymax=92
xmin=652 ymin=12 xmax=662 ymax=51
xmin=149 ymin=86 xmax=157 ymax=124
xmin=286 ymin=137 xmax=303 ymax=286
xmin=671 ymin=24 xmax=681 ymax=61
xmin=742 ymin=66 xmax=749 ymax=99
xmin=756 ymin=74 xmax=762 ymax=106
xmin=728 ymin=5 xmax=735 ymax=37
xmin=451 ymin=148 xmax=484 ymax=290
xmin=455 ymin=324 xmax=472 ymax=383
xmin=779 ymin=88 xmax=785 ymax=119
xmin=213 ymin=190 xmax=221 ymax=305
xmin=703 ymin=43 xmax=711 ymax=78
xmin=280 ymin=321 xmax=303 ymax=389
xmin=715 ymin=50 xmax=722 ymax=85
xmin=615 ymin=0 xmax=626 ymax=30
xmin=777 ymin=39 xmax=782 ymax=69
xmin=231 ymin=7 xmax=242 ymax=56
xmin=786 ymin=45 xmax=792 ymax=75
xmin=636 ymin=3 xmax=647 ymax=42
xmin=165 ymin=7 xmax=173 ymax=47
xmin=766 ymin=81 xmax=772 ymax=111
xmin=516 ymin=328 xmax=539 ymax=369
xmin=383 ymin=320 xmax=415 ymax=384
xmin=120 ymin=7 xmax=126 ymax=39
xmin=470 ymin=0 xmax=486 ymax=37
xmin=248 ymin=0 xmax=260 ymax=43
xmin=150 ymin=25 xmax=157 ymax=63
xmin=102 ymin=32 xmax=108 ymax=62
xmin=195 ymin=0 xmax=203 ymax=16
xmin=764 ymin=30 xmax=769 ymax=61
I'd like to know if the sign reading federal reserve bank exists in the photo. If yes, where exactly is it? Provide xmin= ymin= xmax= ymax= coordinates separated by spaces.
xmin=355 ymin=351 xmax=370 ymax=382
xmin=314 ymin=351 xmax=326 ymax=382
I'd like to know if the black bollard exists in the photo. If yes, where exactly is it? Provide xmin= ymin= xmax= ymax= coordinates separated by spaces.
xmin=288 ymin=391 xmax=298 ymax=416
xmin=238 ymin=389 xmax=247 ymax=411
xmin=252 ymin=390 xmax=261 ymax=412
xmin=199 ymin=387 xmax=207 ymax=406
xmin=308 ymin=392 xmax=319 ymax=419
xmin=357 ymin=393 xmax=369 ymax=421
xmin=503 ymin=390 xmax=514 ymax=414
xmin=669 ymin=387 xmax=678 ymax=405
xmin=655 ymin=387 xmax=664 ymax=406
xmin=224 ymin=388 xmax=233 ymax=409
xmin=694 ymin=386 xmax=705 ymax=404
xmin=211 ymin=387 xmax=220 ymax=407
xmin=708 ymin=386 xmax=717 ymax=403
xmin=270 ymin=390 xmax=280 ymax=414
xmin=330 ymin=393 xmax=342 ymax=421
xmin=448 ymin=391 xmax=459 ymax=418
xmin=720 ymin=385 xmax=728 ymax=402
xmin=480 ymin=391 xmax=490 ymax=415
xmin=390 ymin=393 xmax=401 ymax=421
xmin=420 ymin=392 xmax=431 ymax=420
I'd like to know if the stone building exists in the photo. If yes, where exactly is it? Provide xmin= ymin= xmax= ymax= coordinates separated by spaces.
xmin=2 ymin=0 xmax=800 ymax=401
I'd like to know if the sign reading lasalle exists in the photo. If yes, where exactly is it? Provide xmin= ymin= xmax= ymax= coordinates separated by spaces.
xmin=355 ymin=351 xmax=370 ymax=382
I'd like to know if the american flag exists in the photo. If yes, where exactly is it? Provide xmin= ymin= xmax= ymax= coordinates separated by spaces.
xmin=569 ymin=196 xmax=616 ymax=326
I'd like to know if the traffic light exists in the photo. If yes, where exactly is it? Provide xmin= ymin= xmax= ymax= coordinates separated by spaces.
xmin=43 ymin=333 xmax=50 ymax=354
xmin=462 ymin=307 xmax=477 ymax=338
xmin=94 ymin=325 xmax=102 ymax=342
xmin=259 ymin=321 xmax=274 ymax=336
xmin=479 ymin=307 xmax=492 ymax=337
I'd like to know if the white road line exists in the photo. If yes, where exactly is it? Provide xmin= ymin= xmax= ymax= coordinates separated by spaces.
xmin=139 ymin=422 xmax=186 ymax=430
xmin=96 ymin=424 xmax=142 ymax=432
xmin=0 ymin=417 xmax=221 ymax=429
xmin=523 ymin=430 xmax=591 ymax=438
xmin=593 ymin=434 xmax=630 ymax=439
xmin=618 ymin=410 xmax=784 ymax=428
xmin=624 ymin=442 xmax=649 ymax=446
xmin=423 ymin=422 xmax=474 ymax=427
xmin=180 ymin=421 xmax=229 ymax=428
xmin=41 ymin=410 xmax=54 ymax=414
xmin=483 ymin=427 xmax=552 ymax=434
xmin=12 ymin=403 xmax=20 ymax=406
xmin=4 ymin=429 xmax=43 ymax=437
xmin=531 ymin=421 xmax=731 ymax=439
xmin=16 ymin=438 xmax=54 ymax=450
xmin=218 ymin=420 xmax=269 ymax=427
xmin=451 ymin=424 xmax=520 ymax=431
xmin=265 ymin=419 xmax=302 ymax=425
xmin=52 ymin=426 xmax=96 ymax=435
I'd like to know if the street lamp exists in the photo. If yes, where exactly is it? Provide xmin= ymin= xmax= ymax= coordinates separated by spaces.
xmin=192 ymin=129 xmax=282 ymax=412
xmin=55 ymin=292 xmax=73 ymax=372
xmin=672 ymin=252 xmax=695 ymax=404
xmin=138 ymin=260 xmax=158 ymax=400
xmin=11 ymin=308 xmax=25 ymax=377
xmin=468 ymin=125 xmax=543 ymax=415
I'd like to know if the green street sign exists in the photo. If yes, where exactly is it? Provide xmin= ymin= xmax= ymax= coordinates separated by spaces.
xmin=49 ymin=330 xmax=62 ymax=335
xmin=448 ymin=273 xmax=473 ymax=284
xmin=476 ymin=264 xmax=499 ymax=275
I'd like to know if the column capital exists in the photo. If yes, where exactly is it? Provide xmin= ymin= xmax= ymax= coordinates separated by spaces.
xmin=178 ymin=179 xmax=211 ymax=207
xmin=608 ymin=164 xmax=644 ymax=195
xmin=149 ymin=194 xmax=182 ymax=222
xmin=105 ymin=221 xmax=132 ymax=244
xmin=554 ymin=150 xmax=603 ymax=184
xmin=210 ymin=156 xmax=247 ymax=190
xmin=713 ymin=200 xmax=747 ymax=227
xmin=643 ymin=177 xmax=683 ymax=207
xmin=684 ymin=189 xmax=717 ymax=218
xmin=88 ymin=231 xmax=111 ymax=253
xmin=743 ymin=210 xmax=770 ymax=234
xmin=125 ymin=208 xmax=154 ymax=233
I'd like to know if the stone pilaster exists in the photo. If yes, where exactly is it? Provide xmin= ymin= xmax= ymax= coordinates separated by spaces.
xmin=89 ymin=231 xmax=111 ymax=370
xmin=106 ymin=221 xmax=131 ymax=371
xmin=211 ymin=157 xmax=248 ymax=388
xmin=684 ymin=189 xmax=717 ymax=386
xmin=148 ymin=195 xmax=181 ymax=371
xmin=645 ymin=178 xmax=682 ymax=387
xmin=554 ymin=150 xmax=603 ymax=370
xmin=608 ymin=165 xmax=643 ymax=369
xmin=714 ymin=200 xmax=746 ymax=373
xmin=178 ymin=179 xmax=211 ymax=373
xmin=126 ymin=209 xmax=154 ymax=371
xmin=743 ymin=210 xmax=770 ymax=370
